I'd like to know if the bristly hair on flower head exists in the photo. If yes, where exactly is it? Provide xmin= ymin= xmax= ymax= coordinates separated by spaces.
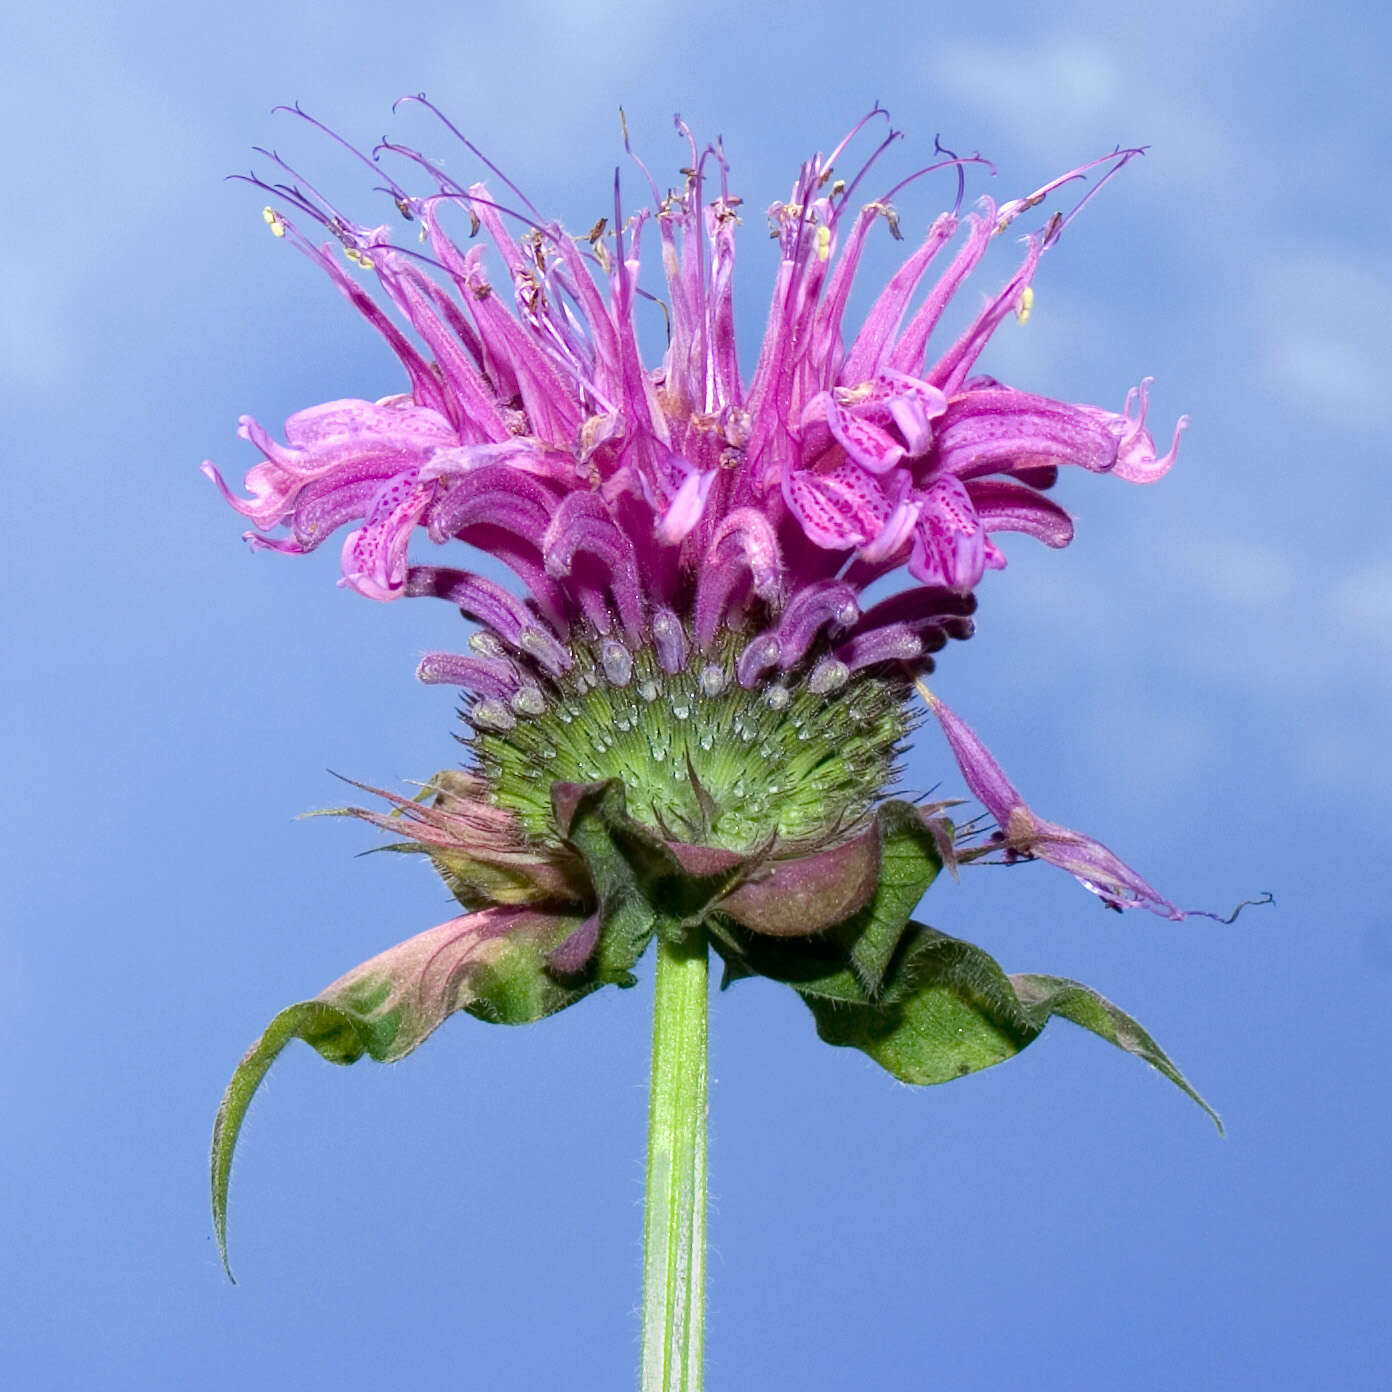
xmin=207 ymin=101 xmax=1213 ymax=1276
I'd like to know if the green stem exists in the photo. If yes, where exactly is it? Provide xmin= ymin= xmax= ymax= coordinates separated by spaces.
xmin=640 ymin=929 xmax=709 ymax=1392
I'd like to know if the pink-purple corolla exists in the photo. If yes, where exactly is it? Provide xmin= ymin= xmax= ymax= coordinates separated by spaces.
xmin=205 ymin=100 xmax=1186 ymax=914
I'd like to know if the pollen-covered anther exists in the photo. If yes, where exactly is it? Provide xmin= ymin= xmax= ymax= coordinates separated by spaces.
xmin=719 ymin=407 xmax=751 ymax=449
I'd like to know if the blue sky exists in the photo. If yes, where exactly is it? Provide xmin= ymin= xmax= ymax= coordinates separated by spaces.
xmin=3 ymin=1 xmax=1389 ymax=1388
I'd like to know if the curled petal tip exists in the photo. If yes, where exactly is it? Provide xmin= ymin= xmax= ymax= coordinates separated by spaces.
xmin=1115 ymin=411 xmax=1188 ymax=485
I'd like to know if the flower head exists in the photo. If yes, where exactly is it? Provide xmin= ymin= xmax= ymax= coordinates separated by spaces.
xmin=206 ymin=100 xmax=1184 ymax=867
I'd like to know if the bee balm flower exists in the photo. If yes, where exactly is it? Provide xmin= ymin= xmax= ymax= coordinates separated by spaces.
xmin=208 ymin=103 xmax=1211 ymax=1275
xmin=206 ymin=101 xmax=1183 ymax=859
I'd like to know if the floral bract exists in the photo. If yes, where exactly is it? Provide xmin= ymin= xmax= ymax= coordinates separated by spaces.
xmin=207 ymin=102 xmax=1212 ymax=1275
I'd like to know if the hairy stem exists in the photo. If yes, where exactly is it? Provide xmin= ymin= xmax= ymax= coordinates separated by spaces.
xmin=640 ymin=929 xmax=709 ymax=1392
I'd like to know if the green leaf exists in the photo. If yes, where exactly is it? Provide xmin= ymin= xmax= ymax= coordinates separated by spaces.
xmin=804 ymin=924 xmax=1038 ymax=1078
xmin=210 ymin=905 xmax=589 ymax=1277
xmin=1008 ymin=972 xmax=1223 ymax=1132
xmin=802 ymin=923 xmax=1220 ymax=1128
xmin=211 ymin=1002 xmax=357 ymax=1280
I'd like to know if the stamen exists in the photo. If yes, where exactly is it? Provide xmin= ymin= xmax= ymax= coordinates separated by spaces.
xmin=269 ymin=102 xmax=414 ymax=210
xmin=393 ymin=93 xmax=548 ymax=222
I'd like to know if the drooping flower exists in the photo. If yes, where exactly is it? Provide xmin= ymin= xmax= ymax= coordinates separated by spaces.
xmin=208 ymin=103 xmax=1211 ymax=1273
xmin=915 ymin=682 xmax=1184 ymax=917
